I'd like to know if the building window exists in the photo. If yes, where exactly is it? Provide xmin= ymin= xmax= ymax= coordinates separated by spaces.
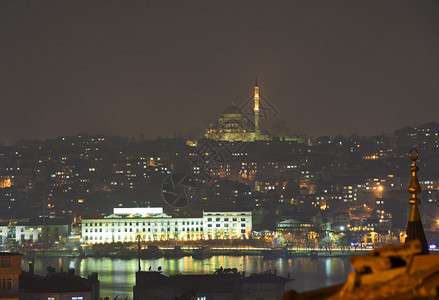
xmin=0 ymin=257 xmax=11 ymax=268
xmin=1 ymin=278 xmax=12 ymax=290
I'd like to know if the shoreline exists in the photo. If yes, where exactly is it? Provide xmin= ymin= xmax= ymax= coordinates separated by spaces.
xmin=18 ymin=247 xmax=369 ymax=259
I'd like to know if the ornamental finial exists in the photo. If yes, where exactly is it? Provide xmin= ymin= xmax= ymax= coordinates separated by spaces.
xmin=405 ymin=147 xmax=429 ymax=254
xmin=408 ymin=148 xmax=421 ymax=204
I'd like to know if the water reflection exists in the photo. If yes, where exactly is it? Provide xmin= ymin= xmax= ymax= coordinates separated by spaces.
xmin=24 ymin=256 xmax=353 ymax=299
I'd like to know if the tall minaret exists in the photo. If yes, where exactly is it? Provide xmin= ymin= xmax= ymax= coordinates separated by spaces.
xmin=254 ymin=76 xmax=260 ymax=135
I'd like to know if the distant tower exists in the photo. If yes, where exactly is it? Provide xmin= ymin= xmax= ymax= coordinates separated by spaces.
xmin=254 ymin=77 xmax=260 ymax=135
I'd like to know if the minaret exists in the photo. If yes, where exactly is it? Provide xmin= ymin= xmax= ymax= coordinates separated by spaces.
xmin=254 ymin=77 xmax=260 ymax=135
xmin=405 ymin=148 xmax=429 ymax=254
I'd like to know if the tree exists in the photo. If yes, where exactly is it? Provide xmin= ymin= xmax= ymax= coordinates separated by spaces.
xmin=319 ymin=235 xmax=335 ymax=253
xmin=336 ymin=233 xmax=350 ymax=251
xmin=333 ymin=135 xmax=347 ymax=146
xmin=316 ymin=136 xmax=331 ymax=145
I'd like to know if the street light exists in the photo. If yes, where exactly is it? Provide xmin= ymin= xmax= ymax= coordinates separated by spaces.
xmin=377 ymin=185 xmax=384 ymax=200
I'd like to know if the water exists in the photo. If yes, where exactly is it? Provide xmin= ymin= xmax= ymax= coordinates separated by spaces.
xmin=23 ymin=256 xmax=353 ymax=299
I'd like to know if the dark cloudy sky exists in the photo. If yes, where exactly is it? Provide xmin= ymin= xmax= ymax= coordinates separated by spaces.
xmin=1 ymin=1 xmax=438 ymax=144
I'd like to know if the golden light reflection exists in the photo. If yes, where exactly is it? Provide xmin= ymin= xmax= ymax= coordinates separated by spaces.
xmin=27 ymin=255 xmax=353 ymax=299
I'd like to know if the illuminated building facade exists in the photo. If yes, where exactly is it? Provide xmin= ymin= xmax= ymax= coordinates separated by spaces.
xmin=205 ymin=79 xmax=270 ymax=142
xmin=81 ymin=208 xmax=252 ymax=243
xmin=0 ymin=176 xmax=12 ymax=188
xmin=203 ymin=211 xmax=252 ymax=239
xmin=0 ymin=219 xmax=70 ymax=245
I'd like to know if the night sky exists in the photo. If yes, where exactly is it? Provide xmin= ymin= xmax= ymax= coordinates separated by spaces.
xmin=1 ymin=1 xmax=438 ymax=144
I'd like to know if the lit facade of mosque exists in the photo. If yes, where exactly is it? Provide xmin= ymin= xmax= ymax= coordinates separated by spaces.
xmin=205 ymin=79 xmax=271 ymax=142
xmin=205 ymin=79 xmax=307 ymax=143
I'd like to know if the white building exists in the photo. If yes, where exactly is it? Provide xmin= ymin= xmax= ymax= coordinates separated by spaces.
xmin=0 ymin=219 xmax=70 ymax=245
xmin=203 ymin=211 xmax=252 ymax=239
xmin=113 ymin=207 xmax=163 ymax=216
xmin=81 ymin=208 xmax=252 ymax=244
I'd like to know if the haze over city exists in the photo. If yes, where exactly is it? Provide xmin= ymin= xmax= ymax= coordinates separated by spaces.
xmin=2 ymin=1 xmax=439 ymax=299
xmin=1 ymin=1 xmax=438 ymax=144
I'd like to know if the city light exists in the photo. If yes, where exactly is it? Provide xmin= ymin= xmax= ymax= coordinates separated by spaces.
xmin=0 ymin=2 xmax=438 ymax=298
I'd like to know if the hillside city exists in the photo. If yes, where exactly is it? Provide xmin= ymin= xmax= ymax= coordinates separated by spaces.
xmin=1 ymin=119 xmax=439 ymax=252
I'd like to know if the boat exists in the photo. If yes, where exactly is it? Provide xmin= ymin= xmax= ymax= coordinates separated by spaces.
xmin=192 ymin=246 xmax=213 ymax=259
xmin=163 ymin=246 xmax=186 ymax=258
xmin=262 ymin=248 xmax=288 ymax=259
xmin=140 ymin=245 xmax=163 ymax=259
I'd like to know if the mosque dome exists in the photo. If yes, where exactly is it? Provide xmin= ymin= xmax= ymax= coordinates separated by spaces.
xmin=205 ymin=79 xmax=274 ymax=142
xmin=223 ymin=106 xmax=241 ymax=115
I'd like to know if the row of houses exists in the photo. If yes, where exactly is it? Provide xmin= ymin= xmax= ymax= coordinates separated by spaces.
xmin=0 ymin=208 xmax=253 ymax=247
xmin=0 ymin=208 xmax=403 ymax=248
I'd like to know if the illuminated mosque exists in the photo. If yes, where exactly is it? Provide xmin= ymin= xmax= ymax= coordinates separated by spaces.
xmin=205 ymin=78 xmax=271 ymax=142
xmin=206 ymin=78 xmax=306 ymax=143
